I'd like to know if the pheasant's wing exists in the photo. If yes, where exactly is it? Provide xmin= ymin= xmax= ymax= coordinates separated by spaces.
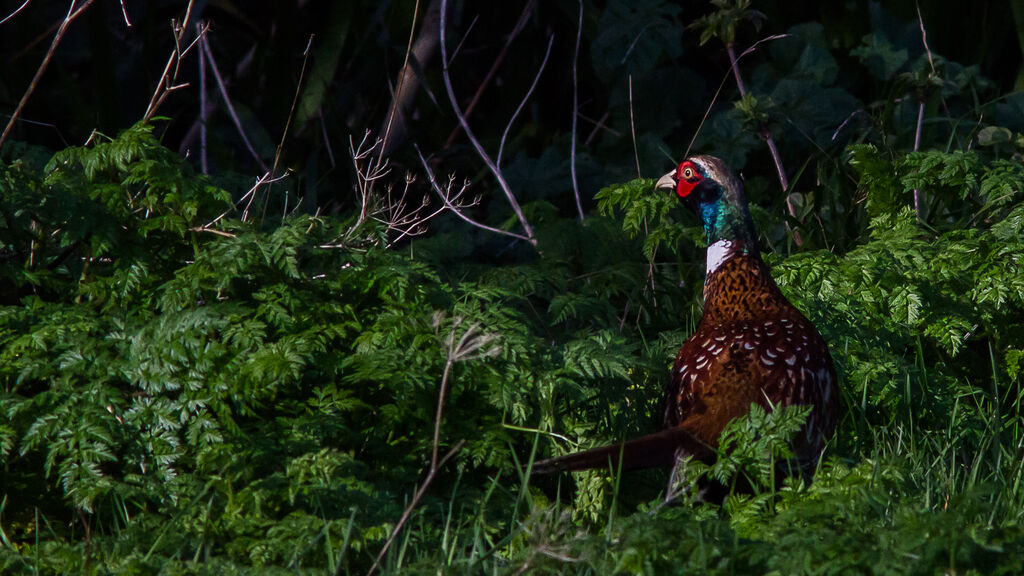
xmin=666 ymin=321 xmax=767 ymax=443
xmin=669 ymin=314 xmax=838 ymax=460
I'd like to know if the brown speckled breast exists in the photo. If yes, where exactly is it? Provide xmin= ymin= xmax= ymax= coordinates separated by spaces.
xmin=664 ymin=254 xmax=839 ymax=465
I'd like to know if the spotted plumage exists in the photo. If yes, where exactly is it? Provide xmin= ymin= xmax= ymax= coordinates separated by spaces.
xmin=533 ymin=155 xmax=839 ymax=486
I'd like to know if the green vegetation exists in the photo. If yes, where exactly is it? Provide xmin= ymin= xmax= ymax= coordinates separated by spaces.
xmin=3 ymin=0 xmax=1024 ymax=574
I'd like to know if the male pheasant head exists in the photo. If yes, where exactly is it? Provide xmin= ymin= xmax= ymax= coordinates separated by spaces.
xmin=655 ymin=155 xmax=757 ymax=250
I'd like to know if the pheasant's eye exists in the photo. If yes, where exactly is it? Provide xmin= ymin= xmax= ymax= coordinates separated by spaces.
xmin=682 ymin=167 xmax=694 ymax=179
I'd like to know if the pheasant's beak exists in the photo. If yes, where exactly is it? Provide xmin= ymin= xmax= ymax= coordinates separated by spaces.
xmin=655 ymin=171 xmax=676 ymax=192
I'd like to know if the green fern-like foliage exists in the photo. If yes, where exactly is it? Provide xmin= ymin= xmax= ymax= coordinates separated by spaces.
xmin=5 ymin=93 xmax=1024 ymax=576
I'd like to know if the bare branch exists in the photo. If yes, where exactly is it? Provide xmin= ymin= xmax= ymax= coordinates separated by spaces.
xmin=0 ymin=0 xmax=32 ymax=28
xmin=118 ymin=0 xmax=131 ymax=27
xmin=351 ymin=132 xmax=392 ymax=231
xmin=364 ymin=440 xmax=463 ymax=576
xmin=686 ymin=34 xmax=789 ymax=159
xmin=380 ymin=0 xmax=445 ymax=157
xmin=366 ymin=315 xmax=497 ymax=576
xmin=569 ymin=0 xmax=585 ymax=220
xmin=583 ymin=110 xmax=617 ymax=146
xmin=241 ymin=171 xmax=286 ymax=222
xmin=439 ymin=0 xmax=535 ymax=244
xmin=497 ymin=34 xmax=554 ymax=169
xmin=446 ymin=14 xmax=478 ymax=65
xmin=913 ymin=100 xmax=925 ymax=218
xmin=443 ymin=0 xmax=537 ymax=149
xmin=726 ymin=34 xmax=801 ymax=245
xmin=912 ymin=2 xmax=935 ymax=219
xmin=628 ymin=75 xmax=641 ymax=178
xmin=416 ymin=148 xmax=531 ymax=243
xmin=143 ymin=3 xmax=205 ymax=122
xmin=197 ymin=24 xmax=209 ymax=174
xmin=188 ymin=226 xmax=235 ymax=238
xmin=1 ymin=0 xmax=94 ymax=147
xmin=320 ymin=135 xmax=451 ymax=249
xmin=201 ymin=32 xmax=268 ymax=171
xmin=830 ymin=109 xmax=863 ymax=142
xmin=380 ymin=0 xmax=422 ymax=156
xmin=916 ymin=2 xmax=936 ymax=75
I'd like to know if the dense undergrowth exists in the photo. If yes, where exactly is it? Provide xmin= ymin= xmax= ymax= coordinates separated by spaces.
xmin=2 ymin=122 xmax=1024 ymax=574
xmin=3 ymin=1 xmax=1024 ymax=574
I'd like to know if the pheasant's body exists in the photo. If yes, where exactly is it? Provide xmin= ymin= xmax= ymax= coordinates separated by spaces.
xmin=533 ymin=155 xmax=838 ymax=481
xmin=666 ymin=248 xmax=837 ymax=467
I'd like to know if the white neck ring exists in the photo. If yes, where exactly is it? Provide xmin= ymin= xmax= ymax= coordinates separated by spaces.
xmin=706 ymin=239 xmax=735 ymax=276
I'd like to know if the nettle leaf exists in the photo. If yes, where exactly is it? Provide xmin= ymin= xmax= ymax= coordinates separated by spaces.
xmin=590 ymin=0 xmax=682 ymax=81
xmin=851 ymin=33 xmax=908 ymax=80
xmin=977 ymin=126 xmax=1013 ymax=146
xmin=770 ymin=78 xmax=857 ymax=146
xmin=503 ymin=147 xmax=569 ymax=202
xmin=764 ymin=22 xmax=840 ymax=85
xmin=692 ymin=109 xmax=759 ymax=171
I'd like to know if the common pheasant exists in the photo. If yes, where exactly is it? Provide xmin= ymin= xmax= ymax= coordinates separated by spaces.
xmin=533 ymin=155 xmax=839 ymax=488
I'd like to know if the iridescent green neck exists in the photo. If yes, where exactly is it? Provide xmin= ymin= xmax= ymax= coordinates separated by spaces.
xmin=702 ymin=198 xmax=757 ymax=253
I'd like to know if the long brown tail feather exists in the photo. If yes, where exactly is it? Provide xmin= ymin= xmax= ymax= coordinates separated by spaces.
xmin=531 ymin=427 xmax=713 ymax=475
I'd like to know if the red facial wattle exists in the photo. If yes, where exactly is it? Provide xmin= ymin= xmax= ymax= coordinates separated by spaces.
xmin=676 ymin=178 xmax=698 ymax=198
xmin=675 ymin=162 xmax=702 ymax=198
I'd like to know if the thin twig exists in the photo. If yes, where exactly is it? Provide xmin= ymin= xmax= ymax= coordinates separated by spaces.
xmin=269 ymin=33 xmax=314 ymax=182
xmin=320 ymin=108 xmax=336 ymax=168
xmin=380 ymin=0 xmax=421 ymax=157
xmin=497 ymin=34 xmax=555 ymax=169
xmin=366 ymin=317 xmax=497 ymax=576
xmin=118 ymin=0 xmax=131 ymax=27
xmin=188 ymin=226 xmax=236 ymax=238
xmin=583 ymin=110 xmax=615 ymax=146
xmin=917 ymin=2 xmax=936 ymax=75
xmin=144 ymin=2 xmax=202 ymax=122
xmin=443 ymin=0 xmax=537 ymax=149
xmin=644 ymin=216 xmax=657 ymax=306
xmin=197 ymin=24 xmax=208 ymax=174
xmin=830 ymin=109 xmax=863 ymax=142
xmin=321 ymin=135 xmax=449 ymax=249
xmin=241 ymin=172 xmax=281 ymax=222
xmin=439 ymin=0 xmax=535 ymax=244
xmin=446 ymin=14 xmax=478 ymax=65
xmin=912 ymin=1 xmax=935 ymax=219
xmin=416 ymin=147 xmax=531 ymax=242
xmin=726 ymin=35 xmax=801 ymax=245
xmin=628 ymin=75 xmax=641 ymax=178
xmin=686 ymin=70 xmax=732 ymax=157
xmin=180 ymin=0 xmax=197 ymax=34
xmin=913 ymin=100 xmax=924 ymax=217
xmin=726 ymin=41 xmax=787 ymax=190
xmin=1 ymin=0 xmax=94 ymax=147
xmin=0 ymin=0 xmax=32 ymax=28
xmin=569 ymin=0 xmax=585 ymax=221
xmin=684 ymin=33 xmax=789 ymax=158
xmin=365 ymin=441 xmax=463 ymax=576
xmin=201 ymin=32 xmax=268 ymax=171
xmin=378 ymin=0 xmax=443 ymax=156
